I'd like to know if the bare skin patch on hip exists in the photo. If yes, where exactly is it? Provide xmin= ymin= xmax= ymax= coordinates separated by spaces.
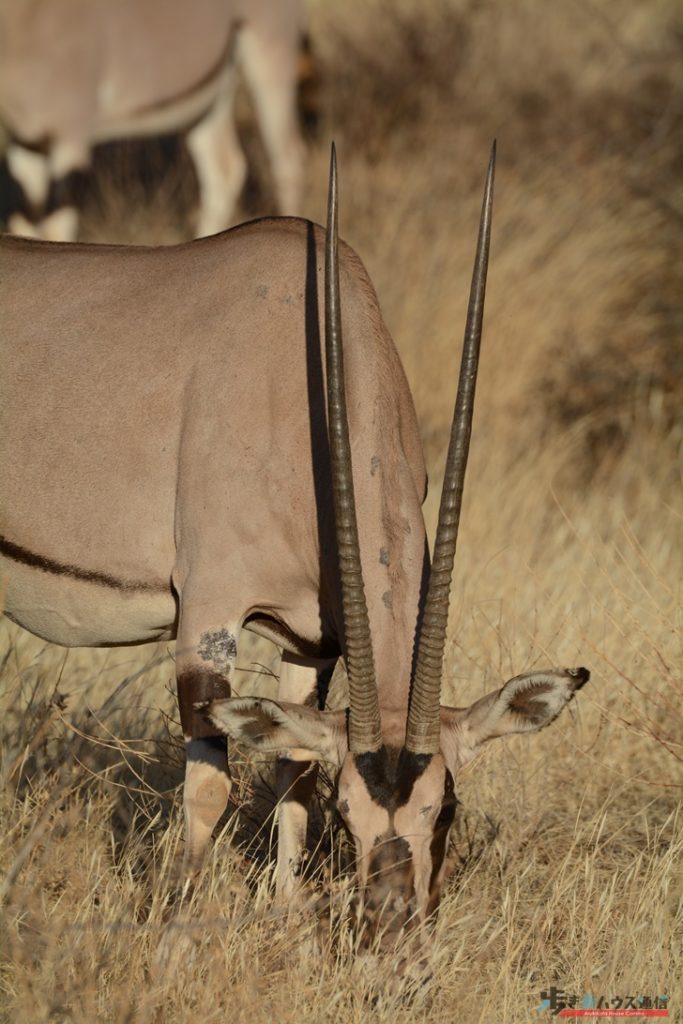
xmin=198 ymin=627 xmax=238 ymax=674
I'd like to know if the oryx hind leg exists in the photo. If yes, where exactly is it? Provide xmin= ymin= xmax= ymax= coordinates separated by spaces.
xmin=176 ymin=605 xmax=242 ymax=881
xmin=275 ymin=653 xmax=335 ymax=901
xmin=186 ymin=70 xmax=246 ymax=237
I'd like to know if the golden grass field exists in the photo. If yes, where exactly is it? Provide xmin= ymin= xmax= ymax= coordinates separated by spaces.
xmin=1 ymin=0 xmax=681 ymax=1020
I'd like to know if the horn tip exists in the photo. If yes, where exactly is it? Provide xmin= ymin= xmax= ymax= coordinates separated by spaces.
xmin=488 ymin=140 xmax=497 ymax=179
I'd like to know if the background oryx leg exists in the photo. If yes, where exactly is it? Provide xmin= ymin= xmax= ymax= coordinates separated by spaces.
xmin=6 ymin=138 xmax=88 ymax=241
xmin=239 ymin=25 xmax=304 ymax=216
xmin=176 ymin=607 xmax=241 ymax=881
xmin=275 ymin=654 xmax=334 ymax=900
xmin=186 ymin=71 xmax=246 ymax=237
xmin=6 ymin=143 xmax=50 ymax=237
xmin=41 ymin=139 xmax=89 ymax=242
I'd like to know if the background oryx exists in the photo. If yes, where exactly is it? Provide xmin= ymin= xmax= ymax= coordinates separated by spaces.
xmin=0 ymin=0 xmax=305 ymax=241
xmin=0 ymin=143 xmax=589 ymax=956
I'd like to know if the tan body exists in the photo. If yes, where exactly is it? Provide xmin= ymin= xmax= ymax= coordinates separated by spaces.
xmin=1 ymin=150 xmax=590 ymax=966
xmin=0 ymin=0 xmax=305 ymax=239
xmin=1 ymin=221 xmax=423 ymax=668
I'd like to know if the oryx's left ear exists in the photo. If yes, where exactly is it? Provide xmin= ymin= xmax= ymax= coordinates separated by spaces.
xmin=201 ymin=697 xmax=348 ymax=765
xmin=440 ymin=667 xmax=590 ymax=773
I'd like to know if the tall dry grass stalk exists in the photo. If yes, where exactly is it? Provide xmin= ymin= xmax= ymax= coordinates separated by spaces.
xmin=1 ymin=0 xmax=681 ymax=1020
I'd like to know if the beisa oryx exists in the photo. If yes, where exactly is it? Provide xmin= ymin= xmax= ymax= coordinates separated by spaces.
xmin=0 ymin=144 xmax=589 ymax=958
xmin=0 ymin=0 xmax=305 ymax=241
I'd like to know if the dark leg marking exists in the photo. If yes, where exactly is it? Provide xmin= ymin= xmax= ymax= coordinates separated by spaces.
xmin=354 ymin=747 xmax=432 ymax=810
xmin=45 ymin=168 xmax=87 ymax=216
xmin=178 ymin=667 xmax=231 ymax=740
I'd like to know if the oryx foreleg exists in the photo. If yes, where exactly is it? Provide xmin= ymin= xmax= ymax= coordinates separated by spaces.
xmin=41 ymin=140 xmax=89 ymax=242
xmin=176 ymin=607 xmax=240 ymax=881
xmin=6 ymin=143 xmax=50 ymax=238
xmin=275 ymin=654 xmax=334 ymax=900
xmin=6 ymin=138 xmax=88 ymax=241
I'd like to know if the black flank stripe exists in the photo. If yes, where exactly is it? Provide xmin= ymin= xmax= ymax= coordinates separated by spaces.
xmin=0 ymin=535 xmax=167 ymax=593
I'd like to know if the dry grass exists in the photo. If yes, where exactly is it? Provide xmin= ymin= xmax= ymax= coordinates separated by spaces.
xmin=2 ymin=0 xmax=682 ymax=1020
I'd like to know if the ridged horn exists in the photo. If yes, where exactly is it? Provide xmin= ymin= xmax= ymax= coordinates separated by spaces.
xmin=325 ymin=143 xmax=382 ymax=754
xmin=405 ymin=142 xmax=496 ymax=755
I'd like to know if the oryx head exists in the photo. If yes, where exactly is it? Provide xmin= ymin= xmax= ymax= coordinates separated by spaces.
xmin=205 ymin=144 xmax=589 ymax=952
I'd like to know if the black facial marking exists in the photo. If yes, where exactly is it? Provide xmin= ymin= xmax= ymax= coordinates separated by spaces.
xmin=379 ymin=546 xmax=390 ymax=566
xmin=428 ymin=769 xmax=457 ymax=906
xmin=0 ymin=534 xmax=167 ymax=593
xmin=435 ymin=769 xmax=457 ymax=827
xmin=364 ymin=835 xmax=414 ymax=931
xmin=370 ymin=455 xmax=381 ymax=476
xmin=367 ymin=834 xmax=412 ymax=882
xmin=355 ymin=746 xmax=433 ymax=810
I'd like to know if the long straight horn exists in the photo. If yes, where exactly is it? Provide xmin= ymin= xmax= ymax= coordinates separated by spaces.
xmin=325 ymin=143 xmax=382 ymax=754
xmin=405 ymin=143 xmax=496 ymax=755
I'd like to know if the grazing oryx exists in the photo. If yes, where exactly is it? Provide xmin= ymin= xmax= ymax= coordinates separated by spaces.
xmin=0 ymin=144 xmax=588 ymax=958
xmin=0 ymin=0 xmax=305 ymax=241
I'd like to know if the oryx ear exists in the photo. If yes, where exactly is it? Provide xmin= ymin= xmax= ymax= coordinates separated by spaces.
xmin=202 ymin=697 xmax=348 ymax=765
xmin=440 ymin=667 xmax=589 ymax=773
